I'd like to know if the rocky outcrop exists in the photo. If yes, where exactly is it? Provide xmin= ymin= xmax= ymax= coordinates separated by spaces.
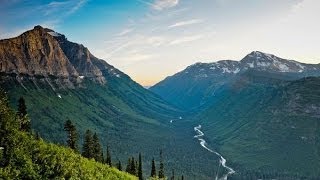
xmin=0 ymin=25 xmax=109 ymax=87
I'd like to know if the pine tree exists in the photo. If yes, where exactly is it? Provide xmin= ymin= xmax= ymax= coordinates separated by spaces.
xmin=92 ymin=133 xmax=103 ymax=162
xmin=158 ymin=150 xmax=165 ymax=179
xmin=181 ymin=175 xmax=184 ymax=180
xmin=17 ymin=97 xmax=30 ymax=132
xmin=130 ymin=157 xmax=136 ymax=175
xmin=35 ymin=132 xmax=41 ymax=140
xmin=105 ymin=145 xmax=112 ymax=166
xmin=117 ymin=160 xmax=122 ymax=171
xmin=17 ymin=97 xmax=27 ymax=118
xmin=170 ymin=169 xmax=175 ymax=180
xmin=82 ymin=130 xmax=94 ymax=158
xmin=126 ymin=158 xmax=131 ymax=173
xmin=151 ymin=157 xmax=157 ymax=178
xmin=138 ymin=153 xmax=143 ymax=180
xmin=135 ymin=160 xmax=138 ymax=176
xmin=64 ymin=120 xmax=78 ymax=151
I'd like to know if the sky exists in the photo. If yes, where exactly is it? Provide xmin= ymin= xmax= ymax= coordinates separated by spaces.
xmin=0 ymin=0 xmax=320 ymax=86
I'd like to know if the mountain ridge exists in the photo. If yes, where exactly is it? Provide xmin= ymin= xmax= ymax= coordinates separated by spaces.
xmin=0 ymin=25 xmax=122 ymax=86
xmin=150 ymin=51 xmax=320 ymax=110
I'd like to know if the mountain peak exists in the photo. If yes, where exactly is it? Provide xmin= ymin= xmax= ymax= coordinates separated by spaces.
xmin=33 ymin=25 xmax=44 ymax=30
xmin=0 ymin=26 xmax=118 ymax=87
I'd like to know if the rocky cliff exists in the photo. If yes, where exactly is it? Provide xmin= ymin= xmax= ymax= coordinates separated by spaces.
xmin=0 ymin=25 xmax=110 ymax=88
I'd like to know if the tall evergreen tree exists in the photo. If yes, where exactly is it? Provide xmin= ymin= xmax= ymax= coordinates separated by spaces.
xmin=105 ymin=145 xmax=112 ymax=166
xmin=117 ymin=160 xmax=122 ymax=171
xmin=135 ymin=160 xmax=138 ymax=176
xmin=170 ymin=169 xmax=175 ymax=180
xmin=64 ymin=120 xmax=78 ymax=151
xmin=138 ymin=153 xmax=143 ymax=180
xmin=82 ymin=130 xmax=94 ymax=158
xmin=130 ymin=157 xmax=136 ymax=175
xmin=92 ymin=133 xmax=103 ymax=162
xmin=158 ymin=150 xmax=165 ymax=179
xmin=126 ymin=158 xmax=131 ymax=173
xmin=17 ymin=97 xmax=30 ymax=132
xmin=181 ymin=175 xmax=184 ymax=180
xmin=17 ymin=97 xmax=27 ymax=118
xmin=151 ymin=157 xmax=157 ymax=178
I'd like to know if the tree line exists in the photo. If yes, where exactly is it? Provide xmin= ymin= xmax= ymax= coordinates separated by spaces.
xmin=64 ymin=118 xmax=185 ymax=179
xmin=6 ymin=96 xmax=182 ymax=179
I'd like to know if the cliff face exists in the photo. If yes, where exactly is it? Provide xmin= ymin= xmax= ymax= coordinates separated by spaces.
xmin=0 ymin=25 xmax=108 ymax=86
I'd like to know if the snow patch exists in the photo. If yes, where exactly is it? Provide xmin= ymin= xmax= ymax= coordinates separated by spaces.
xmin=79 ymin=76 xmax=85 ymax=79
xmin=295 ymin=62 xmax=305 ymax=70
xmin=257 ymin=61 xmax=270 ymax=67
xmin=57 ymin=94 xmax=62 ymax=99
xmin=301 ymin=136 xmax=307 ymax=140
xmin=247 ymin=62 xmax=254 ymax=68
xmin=277 ymin=63 xmax=290 ymax=72
xmin=47 ymin=31 xmax=61 ymax=37
xmin=233 ymin=68 xmax=240 ymax=74
xmin=222 ymin=68 xmax=231 ymax=73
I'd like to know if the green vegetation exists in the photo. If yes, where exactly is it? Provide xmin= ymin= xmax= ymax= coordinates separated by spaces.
xmin=0 ymin=90 xmax=136 ymax=179
xmin=64 ymin=119 xmax=78 ymax=151
xmin=197 ymin=76 xmax=320 ymax=179
xmin=1 ymin=75 xmax=209 ymax=179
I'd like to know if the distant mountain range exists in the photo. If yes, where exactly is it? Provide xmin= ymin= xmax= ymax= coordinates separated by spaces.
xmin=150 ymin=51 xmax=320 ymax=110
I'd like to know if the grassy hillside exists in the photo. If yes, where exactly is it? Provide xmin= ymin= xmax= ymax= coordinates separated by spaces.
xmin=0 ymin=75 xmax=221 ymax=179
xmin=196 ymin=75 xmax=320 ymax=179
xmin=0 ymin=91 xmax=136 ymax=180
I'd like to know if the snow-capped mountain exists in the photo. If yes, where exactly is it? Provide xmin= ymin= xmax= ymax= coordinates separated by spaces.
xmin=150 ymin=51 xmax=320 ymax=109
xmin=241 ymin=51 xmax=319 ymax=74
xmin=183 ymin=51 xmax=319 ymax=78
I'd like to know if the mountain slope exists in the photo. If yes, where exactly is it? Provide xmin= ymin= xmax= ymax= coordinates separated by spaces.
xmin=0 ymin=92 xmax=136 ymax=179
xmin=0 ymin=26 xmax=206 ymax=178
xmin=196 ymin=74 xmax=320 ymax=178
xmin=150 ymin=51 xmax=320 ymax=110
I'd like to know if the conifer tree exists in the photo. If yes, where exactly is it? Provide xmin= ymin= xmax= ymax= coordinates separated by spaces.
xmin=135 ymin=160 xmax=138 ymax=176
xmin=151 ymin=157 xmax=157 ymax=178
xmin=130 ymin=157 xmax=136 ymax=175
xmin=17 ymin=97 xmax=30 ymax=132
xmin=82 ymin=130 xmax=94 ymax=158
xmin=181 ymin=175 xmax=184 ymax=180
xmin=158 ymin=150 xmax=165 ymax=179
xmin=64 ymin=120 xmax=78 ymax=151
xmin=126 ymin=158 xmax=131 ymax=173
xmin=105 ymin=145 xmax=112 ymax=166
xmin=17 ymin=97 xmax=27 ymax=118
xmin=92 ymin=133 xmax=103 ymax=162
xmin=117 ymin=160 xmax=122 ymax=171
xmin=138 ymin=153 xmax=143 ymax=180
xmin=35 ymin=132 xmax=41 ymax=140
xmin=170 ymin=169 xmax=175 ymax=180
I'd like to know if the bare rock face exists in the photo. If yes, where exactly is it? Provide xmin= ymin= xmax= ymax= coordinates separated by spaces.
xmin=54 ymin=32 xmax=106 ymax=84
xmin=0 ymin=26 xmax=78 ymax=77
xmin=0 ymin=25 xmax=109 ymax=87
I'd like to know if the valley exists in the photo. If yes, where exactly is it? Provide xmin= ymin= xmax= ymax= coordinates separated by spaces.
xmin=1 ymin=26 xmax=320 ymax=179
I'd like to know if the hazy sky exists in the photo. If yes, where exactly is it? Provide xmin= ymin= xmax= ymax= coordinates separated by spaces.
xmin=1 ymin=0 xmax=319 ymax=86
